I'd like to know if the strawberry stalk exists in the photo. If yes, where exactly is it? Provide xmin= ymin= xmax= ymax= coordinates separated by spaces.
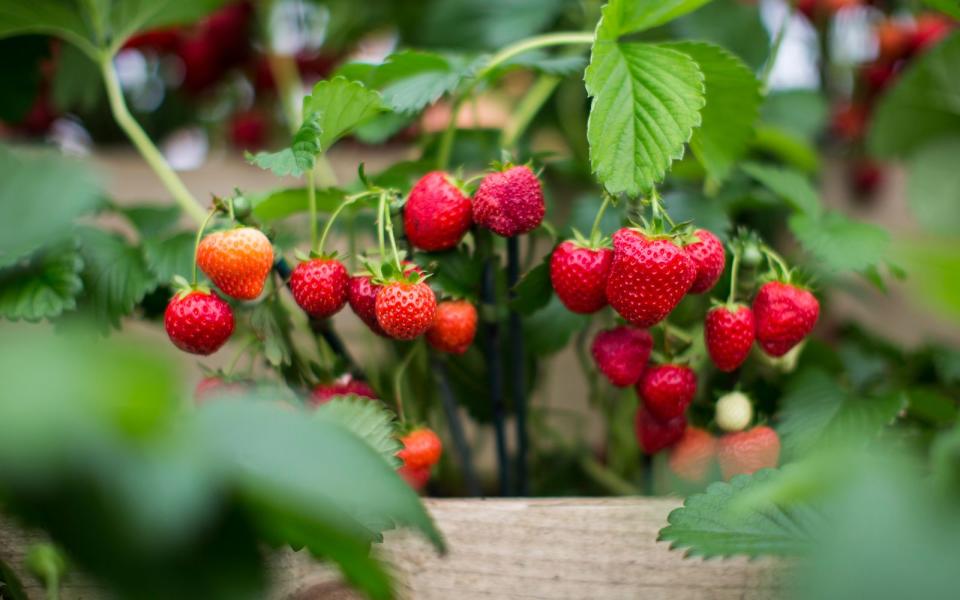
xmin=376 ymin=190 xmax=388 ymax=260
xmin=392 ymin=342 xmax=422 ymax=423
xmin=588 ymin=193 xmax=613 ymax=247
xmin=307 ymin=170 xmax=319 ymax=253
xmin=726 ymin=244 xmax=743 ymax=305
xmin=191 ymin=206 xmax=219 ymax=286
xmin=383 ymin=193 xmax=404 ymax=272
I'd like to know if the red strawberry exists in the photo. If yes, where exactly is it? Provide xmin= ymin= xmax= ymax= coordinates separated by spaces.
xmin=717 ymin=426 xmax=781 ymax=480
xmin=375 ymin=281 xmax=438 ymax=340
xmin=637 ymin=364 xmax=697 ymax=420
xmin=404 ymin=171 xmax=473 ymax=251
xmin=348 ymin=275 xmax=387 ymax=336
xmin=875 ymin=19 xmax=911 ymax=61
xmin=831 ymin=102 xmax=868 ymax=142
xmin=164 ymin=290 xmax=234 ymax=355
xmin=472 ymin=165 xmax=545 ymax=237
xmin=590 ymin=325 xmax=653 ymax=387
xmin=398 ymin=427 xmax=443 ymax=470
xmin=289 ymin=257 xmax=349 ymax=319
xmin=194 ymin=377 xmax=246 ymax=403
xmin=549 ymin=241 xmax=613 ymax=313
xmin=310 ymin=375 xmax=378 ymax=406
xmin=605 ymin=228 xmax=696 ymax=328
xmin=705 ymin=304 xmax=755 ymax=372
xmin=229 ymin=109 xmax=268 ymax=151
xmin=196 ymin=227 xmax=273 ymax=300
xmin=426 ymin=300 xmax=477 ymax=354
xmin=399 ymin=463 xmax=431 ymax=491
xmin=752 ymin=281 xmax=819 ymax=357
xmin=668 ymin=427 xmax=717 ymax=482
xmin=684 ymin=229 xmax=725 ymax=294
xmin=911 ymin=13 xmax=953 ymax=53
xmin=635 ymin=407 xmax=686 ymax=454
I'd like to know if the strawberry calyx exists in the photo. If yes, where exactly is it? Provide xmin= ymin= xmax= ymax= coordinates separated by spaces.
xmin=294 ymin=248 xmax=342 ymax=262
xmin=569 ymin=227 xmax=612 ymax=250
xmin=364 ymin=256 xmax=432 ymax=286
xmin=171 ymin=274 xmax=213 ymax=300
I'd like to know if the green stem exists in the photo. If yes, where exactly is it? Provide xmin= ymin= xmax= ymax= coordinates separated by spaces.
xmin=664 ymin=323 xmax=693 ymax=345
xmin=318 ymin=197 xmax=351 ymax=256
xmin=579 ymin=455 xmax=641 ymax=496
xmin=383 ymin=195 xmax=403 ymax=270
xmin=760 ymin=1 xmax=793 ymax=93
xmin=393 ymin=342 xmax=420 ymax=422
xmin=762 ymin=245 xmax=791 ymax=279
xmin=500 ymin=74 xmax=561 ymax=149
xmin=726 ymin=245 xmax=742 ymax=305
xmin=46 ymin=574 xmax=59 ymax=600
xmin=192 ymin=207 xmax=218 ymax=285
xmin=376 ymin=191 xmax=387 ymax=259
xmin=307 ymin=170 xmax=318 ymax=253
xmin=436 ymin=96 xmax=465 ymax=171
xmin=268 ymin=53 xmax=304 ymax=134
xmin=589 ymin=193 xmax=613 ymax=243
xmin=99 ymin=55 xmax=206 ymax=224
xmin=226 ymin=336 xmax=257 ymax=376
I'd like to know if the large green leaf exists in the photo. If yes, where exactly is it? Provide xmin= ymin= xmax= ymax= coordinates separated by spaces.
xmin=508 ymin=260 xmax=553 ymax=316
xmin=142 ymin=231 xmax=194 ymax=285
xmin=73 ymin=227 xmax=155 ymax=330
xmin=893 ymin=237 xmax=960 ymax=324
xmin=673 ymin=0 xmax=769 ymax=69
xmin=247 ymin=115 xmax=323 ymax=178
xmin=314 ymin=397 xmax=402 ymax=468
xmin=302 ymin=77 xmax=384 ymax=152
xmin=741 ymin=162 xmax=821 ymax=216
xmin=585 ymin=37 xmax=705 ymax=195
xmin=364 ymin=51 xmax=476 ymax=114
xmin=409 ymin=0 xmax=565 ymax=51
xmin=251 ymin=187 xmax=346 ymax=222
xmin=0 ymin=242 xmax=83 ymax=322
xmin=669 ymin=41 xmax=760 ymax=183
xmin=659 ymin=469 xmax=818 ymax=558
xmin=523 ymin=296 xmax=590 ymax=355
xmin=905 ymin=138 xmax=960 ymax=236
xmin=597 ymin=0 xmax=714 ymax=38
xmin=868 ymin=33 xmax=960 ymax=159
xmin=788 ymin=212 xmax=890 ymax=274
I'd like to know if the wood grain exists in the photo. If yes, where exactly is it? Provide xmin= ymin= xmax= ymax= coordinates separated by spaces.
xmin=1 ymin=498 xmax=782 ymax=599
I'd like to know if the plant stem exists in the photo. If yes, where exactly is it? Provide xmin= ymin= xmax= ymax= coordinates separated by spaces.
xmin=436 ymin=96 xmax=465 ymax=171
xmin=500 ymin=74 xmax=561 ymax=149
xmin=376 ymin=191 xmax=387 ymax=259
xmin=579 ymin=455 xmax=641 ymax=496
xmin=760 ymin=1 xmax=793 ymax=92
xmin=726 ymin=245 xmax=742 ymax=305
xmin=192 ymin=207 xmax=218 ymax=285
xmin=225 ymin=336 xmax=257 ymax=376
xmin=762 ymin=245 xmax=791 ymax=279
xmin=317 ymin=197 xmax=351 ymax=256
xmin=432 ymin=356 xmax=482 ymax=496
xmin=99 ymin=55 xmax=206 ymax=224
xmin=393 ymin=343 xmax=420 ymax=422
xmin=664 ymin=323 xmax=693 ymax=345
xmin=383 ymin=195 xmax=403 ymax=270
xmin=307 ymin=170 xmax=319 ymax=253
xmin=507 ymin=236 xmax=528 ymax=496
xmin=589 ymin=193 xmax=613 ymax=243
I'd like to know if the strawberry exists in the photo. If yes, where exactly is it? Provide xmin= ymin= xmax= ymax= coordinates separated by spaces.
xmin=426 ymin=300 xmax=477 ymax=354
xmin=310 ymin=375 xmax=378 ymax=406
xmin=605 ymin=228 xmax=696 ymax=328
xmin=164 ymin=290 xmax=234 ymax=355
xmin=752 ymin=281 xmax=819 ymax=357
xmin=196 ymin=227 xmax=273 ymax=300
xmin=637 ymin=364 xmax=697 ymax=420
xmin=875 ymin=19 xmax=911 ymax=61
xmin=717 ymin=426 xmax=780 ymax=480
xmin=398 ymin=427 xmax=443 ymax=470
xmin=404 ymin=171 xmax=473 ymax=251
xmin=590 ymin=325 xmax=653 ymax=387
xmin=549 ymin=241 xmax=613 ymax=314
xmin=911 ymin=13 xmax=953 ymax=53
xmin=715 ymin=391 xmax=753 ymax=433
xmin=668 ymin=427 xmax=716 ymax=482
xmin=348 ymin=275 xmax=387 ymax=336
xmin=684 ymin=229 xmax=725 ymax=294
xmin=472 ymin=165 xmax=545 ymax=237
xmin=705 ymin=304 xmax=755 ymax=372
xmin=375 ymin=281 xmax=438 ymax=340
xmin=289 ymin=257 xmax=349 ymax=319
xmin=399 ymin=463 xmax=431 ymax=491
xmin=635 ymin=407 xmax=686 ymax=454
xmin=194 ymin=377 xmax=246 ymax=403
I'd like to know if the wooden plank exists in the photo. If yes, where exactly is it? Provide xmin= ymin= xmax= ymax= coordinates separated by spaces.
xmin=1 ymin=498 xmax=781 ymax=599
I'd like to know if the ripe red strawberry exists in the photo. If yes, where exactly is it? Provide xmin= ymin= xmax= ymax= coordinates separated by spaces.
xmin=590 ymin=325 xmax=653 ymax=387
xmin=375 ymin=281 xmax=438 ymax=340
xmin=668 ymin=427 xmax=717 ymax=482
xmin=549 ymin=241 xmax=613 ymax=313
xmin=637 ymin=364 xmax=697 ymax=420
xmin=717 ymin=426 xmax=781 ymax=480
xmin=399 ymin=463 xmax=431 ymax=491
xmin=635 ymin=407 xmax=686 ymax=454
xmin=348 ymin=275 xmax=387 ymax=336
xmin=605 ymin=228 xmax=696 ymax=328
xmin=196 ymin=227 xmax=273 ymax=300
xmin=472 ymin=165 xmax=545 ymax=237
xmin=404 ymin=171 xmax=473 ymax=251
xmin=705 ymin=304 xmax=755 ymax=372
xmin=398 ymin=427 xmax=443 ymax=470
xmin=684 ymin=229 xmax=725 ymax=294
xmin=164 ymin=290 xmax=234 ymax=355
xmin=289 ymin=257 xmax=349 ymax=319
xmin=426 ymin=300 xmax=477 ymax=354
xmin=310 ymin=375 xmax=378 ymax=406
xmin=911 ymin=13 xmax=953 ymax=53
xmin=752 ymin=281 xmax=820 ymax=357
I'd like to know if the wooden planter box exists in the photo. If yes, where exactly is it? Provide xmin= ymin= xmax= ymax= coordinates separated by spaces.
xmin=1 ymin=498 xmax=779 ymax=599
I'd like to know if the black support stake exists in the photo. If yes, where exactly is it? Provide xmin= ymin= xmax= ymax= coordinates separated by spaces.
xmin=506 ymin=236 xmax=528 ymax=496
xmin=481 ymin=255 xmax=510 ymax=496
xmin=432 ymin=356 xmax=482 ymax=497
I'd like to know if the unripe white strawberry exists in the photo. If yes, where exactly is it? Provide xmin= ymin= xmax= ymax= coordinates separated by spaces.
xmin=715 ymin=391 xmax=753 ymax=432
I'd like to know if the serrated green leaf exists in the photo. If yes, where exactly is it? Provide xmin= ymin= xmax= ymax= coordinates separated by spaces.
xmin=509 ymin=260 xmax=552 ymax=315
xmin=905 ymin=138 xmax=960 ymax=236
xmin=585 ymin=40 xmax=705 ymax=195
xmin=659 ymin=469 xmax=818 ymax=558
xmin=0 ymin=243 xmax=83 ymax=322
xmin=669 ymin=41 xmax=760 ymax=183
xmin=74 ymin=227 xmax=155 ymax=331
xmin=777 ymin=370 xmax=904 ymax=459
xmin=314 ymin=397 xmax=401 ymax=468
xmin=868 ymin=33 xmax=960 ymax=159
xmin=495 ymin=50 xmax=588 ymax=77
xmin=789 ymin=212 xmax=890 ymax=274
xmin=302 ymin=77 xmax=384 ymax=152
xmin=247 ymin=115 xmax=322 ymax=178
xmin=597 ymin=0 xmax=714 ymax=39
xmin=741 ymin=162 xmax=821 ymax=216
xmin=143 ymin=231 xmax=194 ymax=285
xmin=250 ymin=302 xmax=292 ymax=367
xmin=368 ymin=51 xmax=475 ymax=114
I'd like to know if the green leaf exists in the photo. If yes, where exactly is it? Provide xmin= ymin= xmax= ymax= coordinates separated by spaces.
xmin=250 ymin=302 xmax=292 ymax=367
xmin=585 ymin=39 xmax=705 ymax=195
xmin=314 ymin=397 xmax=402 ymax=468
xmin=905 ymin=138 xmax=960 ymax=236
xmin=497 ymin=51 xmax=588 ymax=77
xmin=923 ymin=0 xmax=960 ymax=19
xmin=120 ymin=203 xmax=182 ymax=238
xmin=597 ymin=0 xmax=714 ymax=38
xmin=508 ymin=260 xmax=552 ymax=315
xmin=247 ymin=115 xmax=322 ymax=178
xmin=353 ymin=112 xmax=416 ymax=144
xmin=523 ymin=296 xmax=589 ymax=355
xmin=669 ymin=41 xmax=760 ymax=183
xmin=906 ymin=388 xmax=957 ymax=426
xmin=761 ymin=90 xmax=828 ymax=141
xmin=366 ymin=51 xmax=475 ymax=114
xmin=751 ymin=125 xmax=820 ymax=173
xmin=408 ymin=0 xmax=566 ymax=51
xmin=777 ymin=370 xmax=904 ymax=459
xmin=868 ymin=33 xmax=960 ymax=159
xmin=894 ymin=237 xmax=960 ymax=324
xmin=0 ymin=243 xmax=83 ymax=322
xmin=659 ymin=469 xmax=817 ymax=558
xmin=414 ymin=248 xmax=484 ymax=300
xmin=142 ymin=232 xmax=194 ymax=285
xmin=788 ymin=212 xmax=890 ymax=274
xmin=741 ymin=162 xmax=821 ymax=216
xmin=51 ymin=41 xmax=100 ymax=112
xmin=673 ymin=0 xmax=770 ymax=69
xmin=301 ymin=77 xmax=384 ymax=153
xmin=74 ymin=227 xmax=155 ymax=331
xmin=250 ymin=187 xmax=345 ymax=222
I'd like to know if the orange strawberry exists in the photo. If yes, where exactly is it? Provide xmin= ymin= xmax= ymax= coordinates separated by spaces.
xmin=196 ymin=227 xmax=273 ymax=300
xmin=717 ymin=426 xmax=781 ymax=480
xmin=668 ymin=427 xmax=717 ymax=482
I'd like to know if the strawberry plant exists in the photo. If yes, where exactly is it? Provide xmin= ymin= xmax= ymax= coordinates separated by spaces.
xmin=1 ymin=0 xmax=960 ymax=598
